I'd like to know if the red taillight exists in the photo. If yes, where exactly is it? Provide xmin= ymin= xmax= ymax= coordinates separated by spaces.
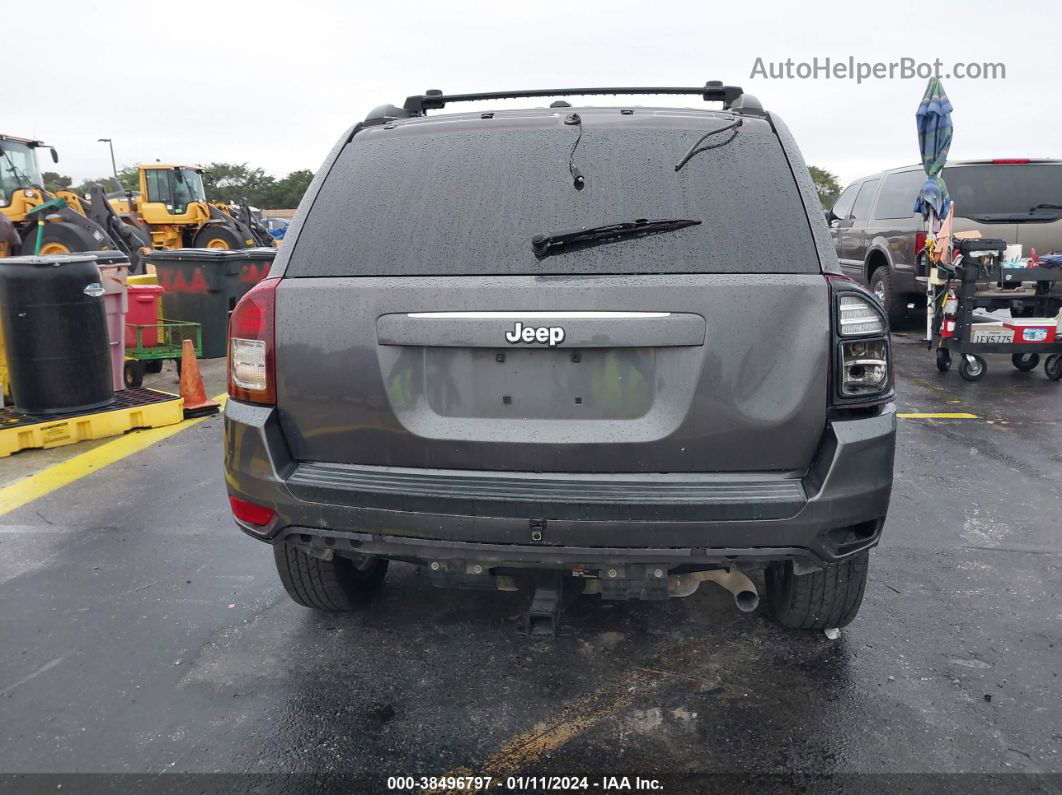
xmin=914 ymin=231 xmax=926 ymax=256
xmin=991 ymin=158 xmax=1030 ymax=165
xmin=229 ymin=495 xmax=276 ymax=527
xmin=228 ymin=277 xmax=279 ymax=405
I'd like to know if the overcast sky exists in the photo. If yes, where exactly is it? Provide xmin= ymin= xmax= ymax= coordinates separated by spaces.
xmin=10 ymin=0 xmax=1061 ymax=189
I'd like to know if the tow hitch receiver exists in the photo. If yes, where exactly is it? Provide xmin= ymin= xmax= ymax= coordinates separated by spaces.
xmin=524 ymin=570 xmax=564 ymax=638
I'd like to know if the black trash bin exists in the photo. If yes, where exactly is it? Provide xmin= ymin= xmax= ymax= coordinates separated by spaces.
xmin=0 ymin=254 xmax=114 ymax=414
xmin=146 ymin=247 xmax=277 ymax=358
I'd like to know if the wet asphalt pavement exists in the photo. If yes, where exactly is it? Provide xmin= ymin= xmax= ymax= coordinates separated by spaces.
xmin=0 ymin=328 xmax=1059 ymax=791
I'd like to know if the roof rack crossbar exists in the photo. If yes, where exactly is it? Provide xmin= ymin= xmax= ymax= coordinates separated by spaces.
xmin=402 ymin=83 xmax=746 ymax=115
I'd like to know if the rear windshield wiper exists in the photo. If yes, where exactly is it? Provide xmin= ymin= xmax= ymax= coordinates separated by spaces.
xmin=1028 ymin=203 xmax=1062 ymax=213
xmin=531 ymin=218 xmax=701 ymax=258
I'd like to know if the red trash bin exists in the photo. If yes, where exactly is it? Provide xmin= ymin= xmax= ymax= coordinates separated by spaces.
xmin=125 ymin=284 xmax=164 ymax=348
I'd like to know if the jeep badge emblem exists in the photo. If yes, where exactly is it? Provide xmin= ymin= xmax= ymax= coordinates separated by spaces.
xmin=505 ymin=321 xmax=565 ymax=346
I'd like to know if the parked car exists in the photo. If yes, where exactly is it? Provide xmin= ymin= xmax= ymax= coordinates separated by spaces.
xmin=262 ymin=217 xmax=289 ymax=240
xmin=828 ymin=160 xmax=1062 ymax=324
xmin=224 ymin=84 xmax=896 ymax=632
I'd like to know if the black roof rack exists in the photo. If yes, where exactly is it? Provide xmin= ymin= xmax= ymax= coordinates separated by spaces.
xmin=399 ymin=82 xmax=751 ymax=116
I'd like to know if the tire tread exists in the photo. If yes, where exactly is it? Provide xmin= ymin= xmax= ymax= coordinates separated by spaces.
xmin=767 ymin=551 xmax=869 ymax=630
xmin=273 ymin=543 xmax=387 ymax=611
xmin=870 ymin=268 xmax=907 ymax=327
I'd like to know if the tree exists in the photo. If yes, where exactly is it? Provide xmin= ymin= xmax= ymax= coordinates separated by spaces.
xmin=43 ymin=172 xmax=72 ymax=192
xmin=73 ymin=166 xmax=138 ymax=196
xmin=260 ymin=169 xmax=313 ymax=209
xmin=201 ymin=162 xmax=273 ymax=206
xmin=115 ymin=166 xmax=140 ymax=192
xmin=808 ymin=165 xmax=842 ymax=209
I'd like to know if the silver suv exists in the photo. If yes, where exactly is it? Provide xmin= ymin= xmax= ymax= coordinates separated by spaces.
xmin=223 ymin=84 xmax=896 ymax=633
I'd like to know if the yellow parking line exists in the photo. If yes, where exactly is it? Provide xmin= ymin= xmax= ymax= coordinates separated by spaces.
xmin=0 ymin=394 xmax=227 ymax=518
xmin=897 ymin=412 xmax=978 ymax=419
xmin=438 ymin=669 xmax=655 ymax=788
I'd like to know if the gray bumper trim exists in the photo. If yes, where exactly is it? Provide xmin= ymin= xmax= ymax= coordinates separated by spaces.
xmin=224 ymin=400 xmax=895 ymax=564
xmin=287 ymin=463 xmax=806 ymax=521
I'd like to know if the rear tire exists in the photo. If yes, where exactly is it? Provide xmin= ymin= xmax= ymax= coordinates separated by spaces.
xmin=959 ymin=354 xmax=987 ymax=382
xmin=273 ymin=543 xmax=388 ymax=610
xmin=869 ymin=268 xmax=907 ymax=328
xmin=21 ymin=221 xmax=96 ymax=256
xmin=1012 ymin=353 xmax=1040 ymax=372
xmin=123 ymin=360 xmax=145 ymax=389
xmin=935 ymin=348 xmax=951 ymax=372
xmin=193 ymin=224 xmax=242 ymax=250
xmin=766 ymin=551 xmax=869 ymax=630
xmin=1045 ymin=354 xmax=1062 ymax=381
xmin=144 ymin=360 xmax=164 ymax=374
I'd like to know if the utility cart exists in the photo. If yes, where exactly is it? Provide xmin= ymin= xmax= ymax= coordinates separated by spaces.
xmin=932 ymin=238 xmax=1062 ymax=381
xmin=123 ymin=320 xmax=203 ymax=388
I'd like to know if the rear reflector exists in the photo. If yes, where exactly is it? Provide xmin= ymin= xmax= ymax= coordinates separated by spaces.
xmin=229 ymin=496 xmax=275 ymax=527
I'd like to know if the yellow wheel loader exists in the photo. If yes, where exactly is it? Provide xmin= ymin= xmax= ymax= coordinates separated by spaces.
xmin=0 ymin=134 xmax=150 ymax=269
xmin=109 ymin=165 xmax=274 ymax=251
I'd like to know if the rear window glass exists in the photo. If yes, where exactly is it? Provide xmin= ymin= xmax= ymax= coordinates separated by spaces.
xmin=850 ymin=179 xmax=879 ymax=221
xmin=287 ymin=122 xmax=819 ymax=277
xmin=944 ymin=164 xmax=1062 ymax=216
xmin=874 ymin=171 xmax=923 ymax=219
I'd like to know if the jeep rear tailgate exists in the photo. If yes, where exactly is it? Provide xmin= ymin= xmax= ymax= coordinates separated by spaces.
xmin=273 ymin=108 xmax=828 ymax=474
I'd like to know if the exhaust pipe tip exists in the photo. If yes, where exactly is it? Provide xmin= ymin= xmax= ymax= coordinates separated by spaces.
xmin=734 ymin=590 xmax=760 ymax=613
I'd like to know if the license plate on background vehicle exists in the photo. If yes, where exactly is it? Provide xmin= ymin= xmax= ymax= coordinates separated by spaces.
xmin=969 ymin=328 xmax=1013 ymax=343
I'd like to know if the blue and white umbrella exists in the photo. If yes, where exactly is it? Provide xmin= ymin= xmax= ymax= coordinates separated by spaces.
xmin=913 ymin=78 xmax=954 ymax=342
xmin=913 ymin=77 xmax=954 ymax=221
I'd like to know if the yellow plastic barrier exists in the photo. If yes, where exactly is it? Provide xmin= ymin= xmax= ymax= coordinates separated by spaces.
xmin=0 ymin=390 xmax=183 ymax=457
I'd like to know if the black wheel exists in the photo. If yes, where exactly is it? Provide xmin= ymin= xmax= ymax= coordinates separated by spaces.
xmin=1011 ymin=353 xmax=1040 ymax=372
xmin=123 ymin=360 xmax=145 ymax=389
xmin=273 ymin=543 xmax=388 ymax=610
xmin=193 ymin=223 xmax=243 ymax=250
xmin=869 ymin=268 xmax=907 ymax=327
xmin=1045 ymin=354 xmax=1062 ymax=382
xmin=959 ymin=354 xmax=987 ymax=382
xmin=935 ymin=348 xmax=951 ymax=372
xmin=20 ymin=220 xmax=96 ymax=256
xmin=144 ymin=360 xmax=164 ymax=374
xmin=766 ymin=551 xmax=869 ymax=630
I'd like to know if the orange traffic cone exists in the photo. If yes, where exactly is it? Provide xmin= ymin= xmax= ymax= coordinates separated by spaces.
xmin=179 ymin=339 xmax=220 ymax=418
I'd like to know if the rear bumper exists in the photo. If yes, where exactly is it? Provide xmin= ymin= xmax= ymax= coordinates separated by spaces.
xmin=224 ymin=401 xmax=896 ymax=567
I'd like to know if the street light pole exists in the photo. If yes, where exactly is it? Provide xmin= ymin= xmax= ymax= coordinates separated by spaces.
xmin=97 ymin=138 xmax=118 ymax=180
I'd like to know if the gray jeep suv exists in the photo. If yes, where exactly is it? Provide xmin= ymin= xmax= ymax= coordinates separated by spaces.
xmin=223 ymin=84 xmax=896 ymax=633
